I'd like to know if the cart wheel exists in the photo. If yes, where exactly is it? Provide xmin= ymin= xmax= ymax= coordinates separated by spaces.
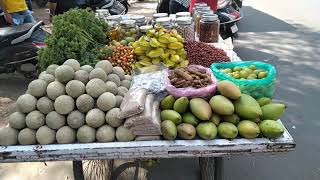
xmin=112 ymin=160 xmax=150 ymax=180
xmin=83 ymin=160 xmax=114 ymax=180
xmin=73 ymin=161 xmax=85 ymax=180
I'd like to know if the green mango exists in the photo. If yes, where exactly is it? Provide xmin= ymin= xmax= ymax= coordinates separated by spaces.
xmin=217 ymin=122 xmax=238 ymax=139
xmin=173 ymin=97 xmax=189 ymax=114
xmin=261 ymin=103 xmax=286 ymax=120
xmin=234 ymin=94 xmax=262 ymax=119
xmin=196 ymin=122 xmax=217 ymax=140
xmin=237 ymin=120 xmax=260 ymax=139
xmin=182 ymin=112 xmax=199 ymax=126
xmin=259 ymin=120 xmax=284 ymax=138
xmin=190 ymin=98 xmax=212 ymax=121
xmin=160 ymin=95 xmax=175 ymax=110
xmin=209 ymin=95 xmax=234 ymax=115
xmin=177 ymin=123 xmax=196 ymax=140
xmin=210 ymin=114 xmax=221 ymax=126
xmin=222 ymin=114 xmax=240 ymax=125
xmin=161 ymin=120 xmax=177 ymax=140
xmin=160 ymin=110 xmax=182 ymax=125
xmin=256 ymin=97 xmax=272 ymax=107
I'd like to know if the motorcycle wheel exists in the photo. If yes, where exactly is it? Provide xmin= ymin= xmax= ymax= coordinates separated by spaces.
xmin=35 ymin=0 xmax=48 ymax=8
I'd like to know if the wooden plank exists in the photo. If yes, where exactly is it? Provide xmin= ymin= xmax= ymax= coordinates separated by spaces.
xmin=0 ymin=121 xmax=295 ymax=163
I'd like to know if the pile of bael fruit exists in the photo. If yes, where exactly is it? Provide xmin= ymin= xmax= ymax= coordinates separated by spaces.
xmin=160 ymin=80 xmax=286 ymax=140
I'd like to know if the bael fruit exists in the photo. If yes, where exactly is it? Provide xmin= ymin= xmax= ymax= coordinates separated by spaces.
xmin=222 ymin=114 xmax=240 ymax=125
xmin=237 ymin=120 xmax=260 ymax=139
xmin=209 ymin=95 xmax=234 ymax=115
xmin=190 ymin=98 xmax=212 ymax=121
xmin=173 ymin=97 xmax=189 ymax=114
xmin=196 ymin=122 xmax=217 ymax=140
xmin=210 ymin=114 xmax=221 ymax=126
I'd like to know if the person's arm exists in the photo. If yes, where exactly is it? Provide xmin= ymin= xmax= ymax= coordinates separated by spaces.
xmin=0 ymin=0 xmax=13 ymax=24
xmin=48 ymin=0 xmax=57 ymax=22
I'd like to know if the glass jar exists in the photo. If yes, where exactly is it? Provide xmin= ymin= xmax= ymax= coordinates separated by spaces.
xmin=152 ymin=13 xmax=168 ymax=26
xmin=199 ymin=15 xmax=220 ymax=43
xmin=119 ymin=20 xmax=139 ymax=40
xmin=191 ymin=2 xmax=208 ymax=16
xmin=176 ymin=17 xmax=194 ymax=41
xmin=195 ymin=9 xmax=213 ymax=36
xmin=176 ymin=12 xmax=191 ymax=18
xmin=106 ymin=15 xmax=122 ymax=22
xmin=193 ymin=6 xmax=210 ymax=22
xmin=155 ymin=17 xmax=174 ymax=29
xmin=96 ymin=9 xmax=111 ymax=21
xmin=108 ymin=21 xmax=121 ymax=41
xmin=130 ymin=15 xmax=146 ymax=27
xmin=139 ymin=25 xmax=153 ymax=36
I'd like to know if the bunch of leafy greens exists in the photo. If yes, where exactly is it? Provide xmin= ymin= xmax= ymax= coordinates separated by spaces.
xmin=38 ymin=8 xmax=112 ymax=70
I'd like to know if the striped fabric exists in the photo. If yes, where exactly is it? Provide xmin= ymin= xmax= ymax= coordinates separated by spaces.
xmin=175 ymin=0 xmax=191 ymax=8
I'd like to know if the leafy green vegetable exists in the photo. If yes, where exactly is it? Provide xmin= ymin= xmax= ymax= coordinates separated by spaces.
xmin=38 ymin=8 xmax=112 ymax=70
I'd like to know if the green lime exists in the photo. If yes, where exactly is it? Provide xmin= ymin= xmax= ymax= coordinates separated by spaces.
xmin=247 ymin=74 xmax=257 ymax=79
xmin=258 ymin=71 xmax=268 ymax=79
xmin=243 ymin=68 xmax=253 ymax=74
xmin=223 ymin=68 xmax=232 ymax=73
xmin=249 ymin=65 xmax=257 ymax=70
xmin=240 ymin=70 xmax=249 ymax=78
xmin=253 ymin=69 xmax=262 ymax=75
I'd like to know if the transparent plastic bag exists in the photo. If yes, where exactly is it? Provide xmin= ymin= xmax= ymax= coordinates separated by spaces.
xmin=210 ymin=61 xmax=276 ymax=98
xmin=165 ymin=65 xmax=218 ymax=98
xmin=118 ymin=88 xmax=147 ymax=119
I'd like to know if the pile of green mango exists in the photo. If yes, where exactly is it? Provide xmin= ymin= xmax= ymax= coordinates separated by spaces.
xmin=132 ymin=27 xmax=188 ymax=69
xmin=160 ymin=80 xmax=286 ymax=140
xmin=219 ymin=65 xmax=269 ymax=80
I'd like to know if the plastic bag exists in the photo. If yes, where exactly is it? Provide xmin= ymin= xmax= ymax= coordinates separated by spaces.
xmin=165 ymin=65 xmax=218 ymax=98
xmin=118 ymin=88 xmax=147 ymax=119
xmin=210 ymin=61 xmax=276 ymax=98
xmin=124 ymin=95 xmax=162 ymax=136
xmin=130 ymin=64 xmax=167 ymax=93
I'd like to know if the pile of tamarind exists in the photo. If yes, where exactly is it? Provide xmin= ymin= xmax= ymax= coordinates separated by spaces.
xmin=168 ymin=68 xmax=212 ymax=88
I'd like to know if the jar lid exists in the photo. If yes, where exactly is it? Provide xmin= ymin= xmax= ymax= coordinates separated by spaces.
xmin=176 ymin=12 xmax=190 ymax=17
xmin=106 ymin=15 xmax=122 ymax=21
xmin=120 ymin=20 xmax=136 ymax=27
xmin=201 ymin=14 xmax=219 ymax=21
xmin=176 ymin=17 xmax=192 ymax=25
xmin=140 ymin=25 xmax=153 ymax=32
xmin=156 ymin=17 xmax=172 ymax=25
xmin=201 ymin=11 xmax=215 ymax=17
xmin=153 ymin=13 xmax=168 ymax=19
xmin=96 ymin=9 xmax=109 ymax=13
xmin=197 ymin=6 xmax=211 ymax=11
xmin=195 ymin=2 xmax=207 ymax=6
xmin=130 ymin=15 xmax=145 ymax=23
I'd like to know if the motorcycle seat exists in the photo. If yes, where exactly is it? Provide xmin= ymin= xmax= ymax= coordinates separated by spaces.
xmin=0 ymin=23 xmax=34 ymax=40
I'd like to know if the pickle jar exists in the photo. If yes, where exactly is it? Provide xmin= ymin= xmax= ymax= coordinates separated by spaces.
xmin=199 ymin=14 xmax=220 ymax=43
xmin=176 ymin=17 xmax=194 ymax=41
xmin=119 ymin=20 xmax=139 ymax=40
xmin=152 ymin=13 xmax=168 ymax=25
xmin=96 ymin=9 xmax=110 ymax=21
xmin=130 ymin=15 xmax=146 ymax=27
xmin=155 ymin=17 xmax=174 ymax=29
xmin=195 ymin=9 xmax=213 ymax=36
xmin=176 ymin=12 xmax=191 ymax=18
xmin=192 ymin=2 xmax=208 ymax=16
xmin=106 ymin=15 xmax=122 ymax=22
xmin=107 ymin=21 xmax=121 ymax=41
xmin=193 ymin=5 xmax=210 ymax=23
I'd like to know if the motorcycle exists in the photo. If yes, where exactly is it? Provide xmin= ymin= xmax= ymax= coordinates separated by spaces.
xmin=0 ymin=21 xmax=48 ymax=77
xmin=86 ymin=0 xmax=129 ymax=15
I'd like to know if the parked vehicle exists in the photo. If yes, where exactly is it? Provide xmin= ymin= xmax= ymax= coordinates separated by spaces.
xmin=86 ymin=0 xmax=129 ymax=14
xmin=0 ymin=21 xmax=48 ymax=77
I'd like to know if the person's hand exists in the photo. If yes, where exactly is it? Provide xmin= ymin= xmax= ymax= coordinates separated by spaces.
xmin=4 ymin=13 xmax=13 ymax=24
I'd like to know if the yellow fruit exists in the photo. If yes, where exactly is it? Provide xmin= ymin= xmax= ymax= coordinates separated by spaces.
xmin=163 ymin=59 xmax=175 ymax=67
xmin=132 ymin=41 xmax=140 ymax=48
xmin=168 ymin=37 xmax=178 ymax=43
xmin=141 ymin=57 xmax=152 ymax=62
xmin=160 ymin=53 xmax=170 ymax=59
xmin=176 ymin=34 xmax=184 ymax=42
xmin=159 ymin=42 xmax=167 ymax=48
xmin=134 ymin=47 xmax=145 ymax=54
xmin=165 ymin=49 xmax=176 ymax=55
xmin=140 ymin=61 xmax=153 ymax=66
xmin=168 ymin=42 xmax=184 ymax=50
xmin=158 ymin=36 xmax=170 ymax=44
xmin=152 ymin=57 xmax=162 ymax=64
xmin=180 ymin=60 xmax=189 ymax=68
xmin=149 ymin=38 xmax=161 ymax=47
xmin=170 ymin=55 xmax=180 ymax=63
xmin=147 ymin=48 xmax=164 ymax=58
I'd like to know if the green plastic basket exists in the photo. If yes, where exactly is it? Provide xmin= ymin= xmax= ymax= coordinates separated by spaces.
xmin=210 ymin=61 xmax=276 ymax=98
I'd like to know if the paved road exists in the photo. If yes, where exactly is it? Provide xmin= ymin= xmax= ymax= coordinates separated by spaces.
xmin=150 ymin=1 xmax=320 ymax=180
